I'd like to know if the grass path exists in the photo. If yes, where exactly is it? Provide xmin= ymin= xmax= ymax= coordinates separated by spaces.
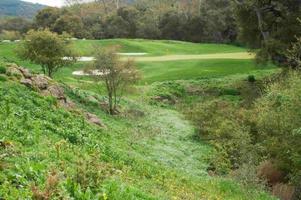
xmin=137 ymin=108 xmax=211 ymax=176
xmin=127 ymin=52 xmax=255 ymax=62
xmin=74 ymin=52 xmax=255 ymax=62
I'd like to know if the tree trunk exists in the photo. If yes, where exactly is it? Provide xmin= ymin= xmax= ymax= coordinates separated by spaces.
xmin=254 ymin=7 xmax=269 ymax=43
xmin=42 ymin=66 xmax=46 ymax=75
xmin=108 ymin=91 xmax=114 ymax=115
xmin=47 ymin=68 xmax=53 ymax=78
xmin=115 ymin=0 xmax=120 ymax=10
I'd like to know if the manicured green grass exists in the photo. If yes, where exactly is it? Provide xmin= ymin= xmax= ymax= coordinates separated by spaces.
xmin=0 ymin=42 xmax=40 ymax=72
xmin=74 ymin=39 xmax=248 ymax=56
xmin=139 ymin=59 xmax=275 ymax=83
xmin=0 ymin=39 xmax=274 ymax=85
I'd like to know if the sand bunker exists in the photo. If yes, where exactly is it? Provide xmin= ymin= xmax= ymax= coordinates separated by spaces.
xmin=72 ymin=70 xmax=108 ymax=76
xmin=116 ymin=53 xmax=148 ymax=56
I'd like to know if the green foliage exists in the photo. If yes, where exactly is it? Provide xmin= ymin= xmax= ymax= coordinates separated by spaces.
xmin=185 ymin=100 xmax=253 ymax=173
xmin=287 ymin=36 xmax=301 ymax=69
xmin=31 ymin=0 xmax=238 ymax=43
xmin=52 ymin=14 xmax=85 ymax=38
xmin=235 ymin=0 xmax=301 ymax=65
xmin=0 ymin=74 xmax=7 ymax=82
xmin=0 ymin=17 xmax=31 ymax=34
xmin=182 ymin=71 xmax=301 ymax=185
xmin=252 ymin=72 xmax=301 ymax=180
xmin=0 ymin=65 xmax=6 ymax=74
xmin=91 ymin=46 xmax=140 ymax=114
xmin=248 ymin=75 xmax=256 ymax=83
xmin=17 ymin=29 xmax=76 ymax=77
xmin=34 ymin=7 xmax=61 ymax=29
xmin=0 ymin=30 xmax=21 ymax=40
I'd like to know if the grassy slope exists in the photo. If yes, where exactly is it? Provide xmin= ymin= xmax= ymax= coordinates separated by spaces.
xmin=0 ymin=80 xmax=275 ymax=199
xmin=74 ymin=39 xmax=247 ymax=56
xmin=138 ymin=59 xmax=275 ymax=83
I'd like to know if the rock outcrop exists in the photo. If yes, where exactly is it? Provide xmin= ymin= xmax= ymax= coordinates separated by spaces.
xmin=6 ymin=64 xmax=105 ymax=128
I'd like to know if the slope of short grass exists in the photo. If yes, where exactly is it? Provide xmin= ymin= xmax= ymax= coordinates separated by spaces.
xmin=74 ymin=39 xmax=248 ymax=56
xmin=139 ymin=59 xmax=276 ymax=83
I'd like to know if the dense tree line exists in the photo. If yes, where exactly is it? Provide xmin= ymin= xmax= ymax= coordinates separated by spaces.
xmin=31 ymin=0 xmax=237 ymax=43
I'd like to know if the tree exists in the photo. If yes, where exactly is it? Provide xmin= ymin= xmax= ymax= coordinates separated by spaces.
xmin=104 ymin=15 xmax=130 ymax=38
xmin=35 ymin=7 xmax=61 ymax=30
xmin=17 ymin=29 xmax=76 ymax=78
xmin=53 ymin=14 xmax=85 ymax=38
xmin=0 ymin=17 xmax=32 ymax=34
xmin=159 ymin=11 xmax=185 ymax=40
xmin=200 ymin=0 xmax=237 ymax=43
xmin=90 ymin=46 xmax=140 ymax=115
xmin=0 ymin=30 xmax=21 ymax=41
xmin=234 ymin=0 xmax=301 ymax=65
xmin=136 ymin=11 xmax=161 ymax=39
xmin=117 ymin=7 xmax=139 ymax=38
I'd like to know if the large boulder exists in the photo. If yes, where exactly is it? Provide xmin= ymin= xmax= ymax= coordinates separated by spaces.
xmin=6 ymin=65 xmax=23 ymax=79
xmin=20 ymin=78 xmax=33 ymax=88
xmin=16 ymin=65 xmax=106 ymax=128
xmin=19 ymin=67 xmax=32 ymax=78
xmin=58 ymin=99 xmax=76 ymax=109
xmin=43 ymin=85 xmax=66 ymax=100
xmin=31 ymin=75 xmax=49 ymax=90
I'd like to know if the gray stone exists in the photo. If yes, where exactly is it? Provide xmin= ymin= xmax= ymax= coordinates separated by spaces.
xmin=20 ymin=78 xmax=33 ymax=87
xmin=31 ymin=75 xmax=49 ymax=90
xmin=85 ymin=112 xmax=105 ymax=127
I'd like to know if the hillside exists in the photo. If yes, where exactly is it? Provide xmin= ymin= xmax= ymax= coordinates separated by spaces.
xmin=0 ymin=0 xmax=45 ymax=19
xmin=0 ymin=39 xmax=279 ymax=199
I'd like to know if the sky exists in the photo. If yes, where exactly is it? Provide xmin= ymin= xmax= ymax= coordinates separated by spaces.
xmin=22 ymin=0 xmax=65 ymax=7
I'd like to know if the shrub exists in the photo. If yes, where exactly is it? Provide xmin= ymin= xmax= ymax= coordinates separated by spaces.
xmin=257 ymin=160 xmax=285 ymax=186
xmin=272 ymin=183 xmax=295 ymax=200
xmin=185 ymin=100 xmax=253 ymax=173
xmin=247 ymin=75 xmax=256 ymax=83
xmin=219 ymin=88 xmax=240 ymax=96
xmin=0 ymin=30 xmax=21 ymax=41
xmin=231 ymin=163 xmax=266 ymax=189
xmin=252 ymin=72 xmax=301 ymax=178
xmin=0 ymin=75 xmax=7 ymax=82
xmin=0 ymin=66 xmax=6 ymax=74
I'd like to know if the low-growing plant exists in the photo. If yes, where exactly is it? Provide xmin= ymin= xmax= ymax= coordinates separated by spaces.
xmin=31 ymin=170 xmax=61 ymax=200
xmin=248 ymin=75 xmax=256 ymax=83
xmin=0 ymin=66 xmax=6 ymax=74
xmin=0 ymin=75 xmax=7 ymax=82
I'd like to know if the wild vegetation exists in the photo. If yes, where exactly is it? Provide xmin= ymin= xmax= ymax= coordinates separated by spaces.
xmin=0 ymin=0 xmax=300 ymax=199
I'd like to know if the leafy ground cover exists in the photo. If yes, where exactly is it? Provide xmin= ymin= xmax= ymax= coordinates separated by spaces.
xmin=0 ymin=78 xmax=276 ymax=199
